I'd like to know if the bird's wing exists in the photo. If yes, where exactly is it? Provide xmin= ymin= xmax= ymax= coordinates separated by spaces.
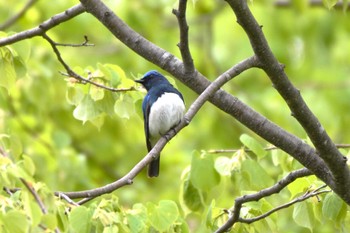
xmin=143 ymin=94 xmax=153 ymax=152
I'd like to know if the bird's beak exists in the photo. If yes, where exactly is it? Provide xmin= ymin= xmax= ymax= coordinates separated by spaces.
xmin=134 ymin=79 xmax=143 ymax=84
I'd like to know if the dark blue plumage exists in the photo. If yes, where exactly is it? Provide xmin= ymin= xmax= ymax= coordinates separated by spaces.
xmin=135 ymin=71 xmax=185 ymax=177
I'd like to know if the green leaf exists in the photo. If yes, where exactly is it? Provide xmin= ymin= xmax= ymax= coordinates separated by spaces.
xmin=147 ymin=200 xmax=179 ymax=232
xmin=126 ymin=203 xmax=147 ymax=233
xmin=214 ymin=156 xmax=233 ymax=176
xmin=41 ymin=213 xmax=57 ymax=230
xmin=240 ymin=159 xmax=274 ymax=190
xmin=22 ymin=154 xmax=35 ymax=176
xmin=66 ymin=85 xmax=85 ymax=105
xmin=189 ymin=151 xmax=220 ymax=192
xmin=0 ymin=47 xmax=17 ymax=92
xmin=182 ymin=177 xmax=204 ymax=211
xmin=102 ymin=225 xmax=119 ymax=233
xmin=322 ymin=192 xmax=343 ymax=220
xmin=293 ymin=201 xmax=314 ymax=232
xmin=90 ymin=85 xmax=105 ymax=101
xmin=73 ymin=94 xmax=101 ymax=123
xmin=205 ymin=200 xmax=215 ymax=228
xmin=240 ymin=134 xmax=266 ymax=159
xmin=114 ymin=94 xmax=135 ymax=119
xmin=69 ymin=206 xmax=91 ymax=233
xmin=288 ymin=176 xmax=316 ymax=199
xmin=2 ymin=210 xmax=30 ymax=233
xmin=98 ymin=63 xmax=125 ymax=87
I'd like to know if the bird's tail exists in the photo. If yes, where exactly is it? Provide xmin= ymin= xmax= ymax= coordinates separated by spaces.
xmin=148 ymin=156 xmax=160 ymax=177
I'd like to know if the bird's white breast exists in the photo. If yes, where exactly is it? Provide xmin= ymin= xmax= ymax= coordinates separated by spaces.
xmin=148 ymin=92 xmax=185 ymax=138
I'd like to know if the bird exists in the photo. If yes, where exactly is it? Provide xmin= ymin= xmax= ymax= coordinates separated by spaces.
xmin=135 ymin=70 xmax=185 ymax=177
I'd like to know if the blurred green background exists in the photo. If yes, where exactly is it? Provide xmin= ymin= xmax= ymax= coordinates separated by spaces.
xmin=0 ymin=0 xmax=349 ymax=232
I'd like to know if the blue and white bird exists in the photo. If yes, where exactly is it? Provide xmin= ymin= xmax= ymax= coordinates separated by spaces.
xmin=135 ymin=70 xmax=185 ymax=177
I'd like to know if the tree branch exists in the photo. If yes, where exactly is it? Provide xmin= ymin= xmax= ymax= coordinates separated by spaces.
xmin=225 ymin=0 xmax=350 ymax=204
xmin=172 ymin=0 xmax=195 ymax=74
xmin=79 ymin=0 xmax=335 ymax=197
xmin=215 ymin=168 xmax=316 ymax=232
xmin=239 ymin=186 xmax=330 ymax=224
xmin=42 ymin=33 xmax=136 ymax=92
xmin=20 ymin=178 xmax=48 ymax=214
xmin=55 ymin=56 xmax=258 ymax=201
xmin=0 ymin=4 xmax=85 ymax=46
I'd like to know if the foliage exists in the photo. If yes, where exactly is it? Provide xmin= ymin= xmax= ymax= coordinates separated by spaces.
xmin=0 ymin=0 xmax=350 ymax=232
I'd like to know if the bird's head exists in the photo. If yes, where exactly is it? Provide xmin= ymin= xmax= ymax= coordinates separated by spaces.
xmin=135 ymin=70 xmax=170 ymax=91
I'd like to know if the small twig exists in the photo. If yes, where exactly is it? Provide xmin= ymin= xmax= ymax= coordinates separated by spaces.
xmin=56 ymin=192 xmax=79 ymax=206
xmin=239 ymin=185 xmax=330 ymax=223
xmin=172 ymin=0 xmax=195 ymax=74
xmin=3 ymin=187 xmax=20 ymax=195
xmin=55 ymin=35 xmax=94 ymax=47
xmin=0 ymin=0 xmax=38 ymax=30
xmin=42 ymin=33 xmax=136 ymax=92
xmin=215 ymin=168 xmax=313 ymax=232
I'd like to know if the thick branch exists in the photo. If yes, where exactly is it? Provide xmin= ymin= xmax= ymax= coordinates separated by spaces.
xmin=225 ymin=0 xmax=350 ymax=204
xmin=79 ymin=0 xmax=334 ymax=193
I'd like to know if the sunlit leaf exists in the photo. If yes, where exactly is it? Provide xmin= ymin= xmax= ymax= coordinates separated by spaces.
xmin=66 ymin=86 xmax=85 ymax=105
xmin=73 ymin=95 xmax=100 ymax=123
xmin=2 ymin=210 xmax=30 ymax=233
xmin=90 ymin=84 xmax=105 ymax=101
xmin=114 ymin=94 xmax=135 ymax=119
xmin=42 ymin=213 xmax=58 ymax=230
xmin=126 ymin=203 xmax=147 ymax=233
xmin=147 ymin=200 xmax=179 ymax=232
xmin=214 ymin=156 xmax=232 ymax=176
xmin=0 ymin=47 xmax=16 ymax=92
xmin=288 ymin=176 xmax=316 ymax=199
xmin=69 ymin=206 xmax=91 ymax=233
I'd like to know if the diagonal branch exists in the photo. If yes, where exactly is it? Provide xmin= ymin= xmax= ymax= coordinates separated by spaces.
xmin=172 ymin=0 xmax=195 ymax=74
xmin=55 ymin=56 xmax=258 ymax=202
xmin=225 ymin=0 xmax=350 ymax=204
